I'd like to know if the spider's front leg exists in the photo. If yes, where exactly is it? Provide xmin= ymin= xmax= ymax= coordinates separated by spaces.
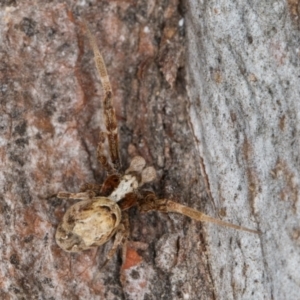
xmin=97 ymin=131 xmax=116 ymax=174
xmin=138 ymin=192 xmax=259 ymax=234
xmin=85 ymin=23 xmax=121 ymax=173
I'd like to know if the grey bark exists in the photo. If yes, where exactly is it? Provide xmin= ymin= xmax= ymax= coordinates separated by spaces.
xmin=186 ymin=1 xmax=300 ymax=299
xmin=0 ymin=0 xmax=299 ymax=299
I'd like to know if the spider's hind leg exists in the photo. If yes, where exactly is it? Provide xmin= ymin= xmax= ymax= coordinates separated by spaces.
xmin=101 ymin=211 xmax=130 ymax=268
xmin=138 ymin=192 xmax=259 ymax=234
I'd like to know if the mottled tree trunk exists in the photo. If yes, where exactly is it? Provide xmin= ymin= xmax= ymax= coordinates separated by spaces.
xmin=0 ymin=0 xmax=299 ymax=299
xmin=186 ymin=1 xmax=300 ymax=299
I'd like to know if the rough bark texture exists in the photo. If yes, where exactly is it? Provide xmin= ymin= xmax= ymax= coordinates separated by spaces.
xmin=0 ymin=0 xmax=299 ymax=299
xmin=186 ymin=1 xmax=300 ymax=299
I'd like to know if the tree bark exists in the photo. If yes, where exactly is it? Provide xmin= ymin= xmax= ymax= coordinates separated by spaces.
xmin=0 ymin=0 xmax=299 ymax=299
xmin=186 ymin=1 xmax=300 ymax=299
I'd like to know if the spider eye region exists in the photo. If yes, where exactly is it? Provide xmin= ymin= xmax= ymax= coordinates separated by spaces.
xmin=55 ymin=197 xmax=121 ymax=252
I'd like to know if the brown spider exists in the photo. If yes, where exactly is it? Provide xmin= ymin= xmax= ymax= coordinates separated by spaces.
xmin=55 ymin=23 xmax=259 ymax=264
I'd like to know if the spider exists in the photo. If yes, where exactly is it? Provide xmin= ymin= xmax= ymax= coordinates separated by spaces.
xmin=55 ymin=23 xmax=259 ymax=265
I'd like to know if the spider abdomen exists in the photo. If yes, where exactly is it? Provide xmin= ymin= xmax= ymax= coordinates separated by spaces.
xmin=55 ymin=197 xmax=121 ymax=252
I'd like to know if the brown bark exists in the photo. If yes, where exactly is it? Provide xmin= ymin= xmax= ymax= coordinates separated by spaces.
xmin=1 ymin=0 xmax=299 ymax=299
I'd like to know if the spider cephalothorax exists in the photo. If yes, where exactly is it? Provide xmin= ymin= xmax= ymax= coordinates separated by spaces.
xmin=55 ymin=23 xmax=259 ymax=262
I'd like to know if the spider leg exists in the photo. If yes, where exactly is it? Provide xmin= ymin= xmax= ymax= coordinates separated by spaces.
xmin=80 ymin=183 xmax=102 ymax=194
xmin=138 ymin=192 xmax=259 ymax=234
xmin=84 ymin=23 xmax=121 ymax=172
xmin=101 ymin=173 xmax=121 ymax=196
xmin=100 ymin=212 xmax=130 ymax=268
xmin=57 ymin=191 xmax=95 ymax=200
xmin=97 ymin=131 xmax=115 ymax=174
xmin=118 ymin=192 xmax=138 ymax=210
